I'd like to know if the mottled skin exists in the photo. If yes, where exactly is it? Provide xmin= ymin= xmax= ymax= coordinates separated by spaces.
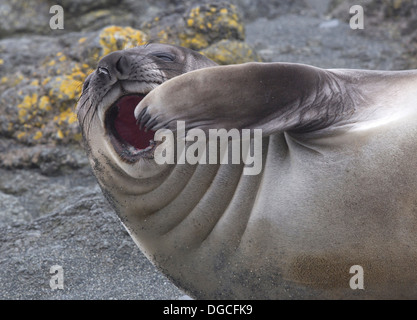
xmin=78 ymin=43 xmax=417 ymax=299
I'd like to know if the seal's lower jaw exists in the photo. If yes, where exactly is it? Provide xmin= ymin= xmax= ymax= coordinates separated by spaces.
xmin=105 ymin=94 xmax=157 ymax=163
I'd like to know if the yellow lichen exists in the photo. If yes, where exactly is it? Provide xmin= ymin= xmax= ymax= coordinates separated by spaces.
xmin=42 ymin=77 xmax=51 ymax=86
xmin=179 ymin=33 xmax=209 ymax=50
xmin=55 ymin=108 xmax=77 ymax=126
xmin=39 ymin=96 xmax=52 ymax=111
xmin=99 ymin=26 xmax=148 ymax=57
xmin=33 ymin=130 xmax=43 ymax=140
xmin=0 ymin=59 xmax=3 ymax=65
xmin=1 ymin=76 xmax=8 ymax=84
xmin=178 ymin=4 xmax=244 ymax=50
xmin=60 ymin=77 xmax=78 ymax=99
xmin=67 ymin=111 xmax=77 ymax=124
xmin=78 ymin=37 xmax=87 ymax=44
xmin=157 ymin=29 xmax=169 ymax=43
xmin=13 ymin=54 xmax=91 ymax=143
xmin=18 ymin=109 xmax=28 ymax=118
xmin=200 ymin=40 xmax=262 ymax=65
xmin=56 ymin=129 xmax=64 ymax=139
xmin=17 ymin=94 xmax=38 ymax=114
xmin=190 ymin=7 xmax=200 ymax=17
xmin=54 ymin=69 xmax=84 ymax=101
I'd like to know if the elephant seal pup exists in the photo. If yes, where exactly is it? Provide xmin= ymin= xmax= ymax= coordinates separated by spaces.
xmin=77 ymin=43 xmax=417 ymax=299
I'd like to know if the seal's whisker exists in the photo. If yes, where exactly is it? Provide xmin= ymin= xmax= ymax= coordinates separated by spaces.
xmin=86 ymin=100 xmax=100 ymax=136
xmin=78 ymin=96 xmax=96 ymax=137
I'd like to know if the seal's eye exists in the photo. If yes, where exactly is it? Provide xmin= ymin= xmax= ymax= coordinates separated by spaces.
xmin=153 ymin=52 xmax=175 ymax=62
xmin=98 ymin=66 xmax=110 ymax=75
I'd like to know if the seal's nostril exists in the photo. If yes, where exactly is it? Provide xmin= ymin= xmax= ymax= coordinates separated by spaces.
xmin=98 ymin=66 xmax=110 ymax=76
xmin=116 ymin=55 xmax=129 ymax=77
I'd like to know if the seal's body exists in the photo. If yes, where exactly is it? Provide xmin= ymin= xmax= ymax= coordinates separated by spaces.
xmin=77 ymin=43 xmax=417 ymax=299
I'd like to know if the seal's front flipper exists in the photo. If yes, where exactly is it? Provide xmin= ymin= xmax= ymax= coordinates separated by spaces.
xmin=135 ymin=62 xmax=356 ymax=136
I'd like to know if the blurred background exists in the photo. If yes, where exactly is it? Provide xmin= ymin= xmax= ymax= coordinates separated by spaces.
xmin=0 ymin=0 xmax=416 ymax=299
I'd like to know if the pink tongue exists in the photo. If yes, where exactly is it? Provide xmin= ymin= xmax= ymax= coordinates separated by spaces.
xmin=114 ymin=95 xmax=155 ymax=150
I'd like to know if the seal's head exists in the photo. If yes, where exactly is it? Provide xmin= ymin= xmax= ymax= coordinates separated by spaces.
xmin=76 ymin=43 xmax=217 ymax=179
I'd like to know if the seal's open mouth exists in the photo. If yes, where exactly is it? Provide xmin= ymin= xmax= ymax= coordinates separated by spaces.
xmin=105 ymin=94 xmax=157 ymax=162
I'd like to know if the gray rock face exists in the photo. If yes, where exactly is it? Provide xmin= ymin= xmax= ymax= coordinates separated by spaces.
xmin=0 ymin=0 xmax=308 ymax=38
xmin=0 ymin=0 xmax=415 ymax=299
xmin=245 ymin=14 xmax=406 ymax=70
xmin=0 ymin=186 xmax=183 ymax=299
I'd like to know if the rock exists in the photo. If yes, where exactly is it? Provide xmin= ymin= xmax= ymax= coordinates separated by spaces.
xmin=201 ymin=39 xmax=262 ymax=64
xmin=0 ymin=25 xmax=147 ymax=145
xmin=375 ymin=0 xmax=417 ymax=20
xmin=56 ymin=0 xmax=119 ymax=15
xmin=328 ymin=0 xmax=417 ymax=68
xmin=245 ymin=13 xmax=407 ymax=69
xmin=142 ymin=3 xmax=245 ymax=50
xmin=319 ymin=19 xmax=340 ymax=28
xmin=97 ymin=26 xmax=148 ymax=56
xmin=0 ymin=164 xmax=98 ymax=221
xmin=0 ymin=192 xmax=31 ymax=225
xmin=0 ymin=2 xmax=260 ymax=146
xmin=329 ymin=0 xmax=417 ymax=29
xmin=0 ymin=191 xmax=184 ymax=299
xmin=0 ymin=143 xmax=88 ymax=175
xmin=3 ymin=0 xmax=285 ymax=38
xmin=0 ymin=0 xmax=52 ymax=38
xmin=0 ymin=0 xmax=157 ymax=38
xmin=0 ymin=35 xmax=90 ymax=145
xmin=218 ymin=0 xmax=310 ymax=21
